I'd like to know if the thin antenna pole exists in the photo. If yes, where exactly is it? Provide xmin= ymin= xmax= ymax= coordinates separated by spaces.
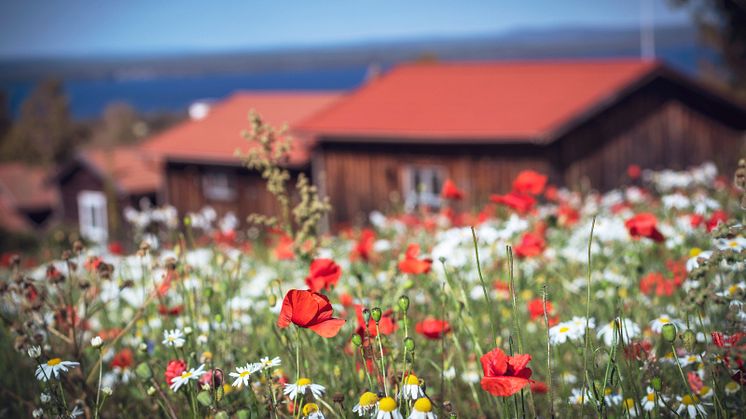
xmin=641 ymin=0 xmax=655 ymax=60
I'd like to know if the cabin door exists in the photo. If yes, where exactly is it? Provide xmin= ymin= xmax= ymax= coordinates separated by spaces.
xmin=77 ymin=190 xmax=108 ymax=244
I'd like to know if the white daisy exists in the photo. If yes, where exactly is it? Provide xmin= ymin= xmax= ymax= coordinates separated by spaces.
xmin=302 ymin=402 xmax=325 ymax=419
xmin=408 ymin=397 xmax=436 ymax=419
xmin=169 ymin=364 xmax=205 ymax=392
xmin=35 ymin=358 xmax=80 ymax=381
xmin=162 ymin=329 xmax=185 ymax=348
xmin=376 ymin=396 xmax=404 ymax=419
xmin=549 ymin=321 xmax=583 ymax=345
xmin=675 ymin=394 xmax=709 ymax=418
xmin=283 ymin=378 xmax=325 ymax=401
xmin=678 ymin=353 xmax=702 ymax=368
xmin=603 ymin=388 xmax=622 ymax=406
xmin=622 ymin=398 xmax=641 ymax=417
xmin=353 ymin=391 xmax=379 ymax=417
xmin=229 ymin=363 xmax=261 ymax=388
xmin=258 ymin=356 xmax=281 ymax=370
xmin=641 ymin=387 xmax=666 ymax=411
xmin=596 ymin=318 xmax=640 ymax=346
xmin=568 ymin=387 xmax=592 ymax=405
xmin=399 ymin=374 xmax=425 ymax=400
xmin=716 ymin=282 xmax=745 ymax=299
xmin=649 ymin=315 xmax=685 ymax=334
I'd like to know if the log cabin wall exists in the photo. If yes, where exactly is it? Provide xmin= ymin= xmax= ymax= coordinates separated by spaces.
xmin=316 ymin=141 xmax=557 ymax=227
xmin=58 ymin=166 xmax=105 ymax=224
xmin=559 ymin=78 xmax=746 ymax=191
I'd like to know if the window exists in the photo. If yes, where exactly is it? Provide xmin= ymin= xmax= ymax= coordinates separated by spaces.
xmin=77 ymin=190 xmax=108 ymax=244
xmin=403 ymin=165 xmax=446 ymax=211
xmin=202 ymin=171 xmax=236 ymax=201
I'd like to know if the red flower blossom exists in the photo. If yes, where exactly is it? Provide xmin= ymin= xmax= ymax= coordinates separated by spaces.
xmin=530 ymin=381 xmax=548 ymax=394
xmin=305 ymin=259 xmax=342 ymax=292
xmin=441 ymin=179 xmax=464 ymax=200
xmin=490 ymin=192 xmax=536 ymax=214
xmin=164 ymin=360 xmax=186 ymax=386
xmin=277 ymin=289 xmax=346 ymax=338
xmin=398 ymin=244 xmax=432 ymax=275
xmin=111 ymin=348 xmax=134 ymax=369
xmin=625 ymin=213 xmax=665 ymax=243
xmin=107 ymin=241 xmax=123 ymax=255
xmin=712 ymin=332 xmax=745 ymax=348
xmin=199 ymin=369 xmax=224 ymax=388
xmin=274 ymin=235 xmax=295 ymax=260
xmin=84 ymin=256 xmax=103 ymax=272
xmin=627 ymin=164 xmax=641 ymax=180
xmin=557 ymin=205 xmax=580 ymax=227
xmin=706 ymin=210 xmax=728 ymax=232
xmin=415 ymin=317 xmax=451 ymax=339
xmin=339 ymin=293 xmax=354 ymax=307
xmin=158 ymin=305 xmax=184 ymax=316
xmin=480 ymin=347 xmax=533 ymax=397
xmin=514 ymin=232 xmax=545 ymax=258
xmin=354 ymin=305 xmax=397 ymax=337
xmin=512 ymin=170 xmax=547 ymax=195
xmin=527 ymin=298 xmax=553 ymax=321
xmin=351 ymin=229 xmax=376 ymax=262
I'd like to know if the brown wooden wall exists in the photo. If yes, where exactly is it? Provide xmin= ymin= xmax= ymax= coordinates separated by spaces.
xmin=316 ymin=142 xmax=556 ymax=227
xmin=58 ymin=166 xmax=105 ymax=224
xmin=164 ymin=161 xmax=302 ymax=227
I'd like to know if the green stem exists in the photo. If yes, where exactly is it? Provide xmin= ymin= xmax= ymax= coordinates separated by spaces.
xmin=580 ymin=216 xmax=596 ymax=408
xmin=376 ymin=323 xmax=388 ymax=396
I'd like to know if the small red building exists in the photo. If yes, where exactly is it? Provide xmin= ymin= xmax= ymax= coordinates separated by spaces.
xmin=297 ymin=59 xmax=746 ymax=226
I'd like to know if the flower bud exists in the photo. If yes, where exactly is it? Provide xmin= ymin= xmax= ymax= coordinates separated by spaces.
xmin=351 ymin=334 xmax=362 ymax=347
xmin=371 ymin=307 xmax=382 ymax=323
xmin=404 ymin=337 xmax=415 ymax=352
xmin=682 ymin=329 xmax=697 ymax=352
xmin=135 ymin=363 xmax=153 ymax=380
xmin=661 ymin=323 xmax=677 ymax=343
xmin=651 ymin=377 xmax=662 ymax=392
xmin=362 ymin=309 xmax=371 ymax=324
xmin=398 ymin=295 xmax=410 ymax=312
xmin=91 ymin=336 xmax=103 ymax=348
xmin=27 ymin=345 xmax=41 ymax=359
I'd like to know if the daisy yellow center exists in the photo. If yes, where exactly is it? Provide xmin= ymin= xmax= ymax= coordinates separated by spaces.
xmin=167 ymin=336 xmax=175 ymax=342
xmin=239 ymin=371 xmax=250 ymax=378
xmin=47 ymin=358 xmax=62 ymax=366
xmin=302 ymin=403 xmax=319 ymax=415
xmin=413 ymin=397 xmax=432 ymax=412
xmin=647 ymin=393 xmax=655 ymax=402
xmin=358 ymin=392 xmax=378 ymax=406
xmin=181 ymin=371 xmax=192 ymax=379
xmin=297 ymin=378 xmax=312 ymax=386
xmin=659 ymin=317 xmax=670 ymax=323
xmin=604 ymin=388 xmax=612 ymax=396
xmin=379 ymin=397 xmax=397 ymax=412
xmin=699 ymin=386 xmax=711 ymax=396
xmin=729 ymin=241 xmax=738 ymax=248
xmin=405 ymin=374 xmax=419 ymax=385
xmin=681 ymin=395 xmax=699 ymax=405
xmin=559 ymin=326 xmax=570 ymax=333
xmin=729 ymin=285 xmax=738 ymax=295
xmin=725 ymin=382 xmax=739 ymax=392
xmin=624 ymin=398 xmax=635 ymax=409
xmin=689 ymin=248 xmax=701 ymax=257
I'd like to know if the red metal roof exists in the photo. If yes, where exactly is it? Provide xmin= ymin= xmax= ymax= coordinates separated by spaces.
xmin=297 ymin=59 xmax=662 ymax=142
xmin=144 ymin=91 xmax=342 ymax=165
xmin=80 ymin=147 xmax=162 ymax=195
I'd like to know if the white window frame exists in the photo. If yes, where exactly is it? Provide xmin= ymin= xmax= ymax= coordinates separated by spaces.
xmin=77 ymin=190 xmax=108 ymax=244
xmin=402 ymin=165 xmax=447 ymax=211
xmin=202 ymin=171 xmax=236 ymax=201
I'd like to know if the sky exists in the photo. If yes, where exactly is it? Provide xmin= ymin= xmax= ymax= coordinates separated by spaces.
xmin=0 ymin=0 xmax=693 ymax=58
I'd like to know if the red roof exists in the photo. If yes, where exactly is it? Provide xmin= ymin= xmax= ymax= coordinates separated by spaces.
xmin=80 ymin=147 xmax=162 ymax=195
xmin=144 ymin=91 xmax=342 ymax=165
xmin=0 ymin=163 xmax=58 ymax=210
xmin=297 ymin=59 xmax=662 ymax=142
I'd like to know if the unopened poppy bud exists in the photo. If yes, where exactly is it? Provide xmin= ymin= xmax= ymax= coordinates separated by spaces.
xmin=135 ymin=363 xmax=153 ymax=380
xmin=651 ymin=377 xmax=662 ymax=392
xmin=398 ymin=295 xmax=410 ymax=312
xmin=661 ymin=324 xmax=677 ymax=343
xmin=371 ymin=307 xmax=382 ymax=323
xmin=362 ymin=309 xmax=371 ymax=324
xmin=682 ymin=330 xmax=697 ymax=352
xmin=351 ymin=334 xmax=362 ymax=347
xmin=404 ymin=337 xmax=415 ymax=352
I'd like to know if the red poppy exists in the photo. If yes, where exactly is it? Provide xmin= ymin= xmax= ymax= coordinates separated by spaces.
xmin=557 ymin=205 xmax=580 ymax=227
xmin=84 ymin=256 xmax=103 ymax=272
xmin=441 ymin=179 xmax=464 ymax=200
xmin=415 ymin=317 xmax=451 ymax=339
xmin=351 ymin=229 xmax=376 ymax=262
xmin=625 ymin=213 xmax=665 ymax=242
xmin=398 ymin=244 xmax=432 ymax=275
xmin=274 ymin=235 xmax=295 ymax=260
xmin=164 ymin=359 xmax=186 ymax=386
xmin=339 ymin=293 xmax=354 ymax=307
xmin=107 ymin=241 xmax=124 ymax=255
xmin=530 ymin=381 xmax=548 ymax=394
xmin=514 ymin=232 xmax=546 ymax=258
xmin=199 ymin=369 xmax=224 ymax=388
xmin=689 ymin=213 xmax=705 ymax=228
xmin=490 ymin=192 xmax=536 ymax=214
xmin=305 ymin=259 xmax=342 ymax=292
xmin=111 ymin=348 xmax=134 ymax=369
xmin=712 ymin=332 xmax=745 ymax=348
xmin=158 ymin=304 xmax=184 ymax=316
xmin=512 ymin=170 xmax=547 ymax=195
xmin=627 ymin=164 xmax=641 ymax=180
xmin=544 ymin=186 xmax=558 ymax=202
xmin=480 ymin=347 xmax=533 ymax=397
xmin=213 ymin=229 xmax=237 ymax=247
xmin=277 ymin=289 xmax=346 ymax=338
xmin=527 ymin=298 xmax=553 ymax=321
xmin=354 ymin=305 xmax=397 ymax=337
xmin=706 ymin=210 xmax=728 ymax=232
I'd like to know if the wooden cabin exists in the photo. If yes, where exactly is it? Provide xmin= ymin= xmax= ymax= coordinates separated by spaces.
xmin=55 ymin=147 xmax=162 ymax=243
xmin=296 ymin=59 xmax=746 ymax=227
xmin=0 ymin=163 xmax=58 ymax=233
xmin=142 ymin=92 xmax=341 ymax=226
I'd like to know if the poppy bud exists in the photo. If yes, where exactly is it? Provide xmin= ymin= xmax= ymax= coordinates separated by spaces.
xmin=682 ymin=330 xmax=697 ymax=352
xmin=197 ymin=391 xmax=212 ymax=406
xmin=135 ymin=363 xmax=153 ymax=380
xmin=362 ymin=309 xmax=371 ymax=324
xmin=371 ymin=307 xmax=382 ymax=323
xmin=351 ymin=334 xmax=362 ymax=347
xmin=404 ymin=337 xmax=415 ymax=352
xmin=215 ymin=412 xmax=228 ymax=419
xmin=398 ymin=295 xmax=410 ymax=312
xmin=661 ymin=324 xmax=677 ymax=343
xmin=651 ymin=377 xmax=662 ymax=392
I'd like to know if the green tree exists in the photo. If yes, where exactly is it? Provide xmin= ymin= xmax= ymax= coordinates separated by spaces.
xmin=0 ymin=79 xmax=79 ymax=166
xmin=672 ymin=0 xmax=746 ymax=97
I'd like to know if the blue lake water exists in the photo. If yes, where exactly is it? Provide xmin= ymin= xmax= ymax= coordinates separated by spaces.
xmin=1 ymin=66 xmax=370 ymax=119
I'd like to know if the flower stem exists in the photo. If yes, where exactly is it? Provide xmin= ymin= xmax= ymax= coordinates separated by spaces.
xmin=580 ymin=216 xmax=596 ymax=409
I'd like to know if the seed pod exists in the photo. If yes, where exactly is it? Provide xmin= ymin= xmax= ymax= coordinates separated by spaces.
xmin=404 ymin=337 xmax=415 ymax=352
xmin=661 ymin=323 xmax=677 ymax=343
xmin=398 ymin=295 xmax=410 ymax=312
xmin=371 ymin=307 xmax=382 ymax=323
xmin=351 ymin=334 xmax=362 ymax=347
xmin=362 ymin=309 xmax=371 ymax=324
xmin=651 ymin=377 xmax=662 ymax=392
xmin=682 ymin=329 xmax=697 ymax=352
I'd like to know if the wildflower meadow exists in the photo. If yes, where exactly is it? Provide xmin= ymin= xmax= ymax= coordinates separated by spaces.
xmin=1 ymin=117 xmax=745 ymax=418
